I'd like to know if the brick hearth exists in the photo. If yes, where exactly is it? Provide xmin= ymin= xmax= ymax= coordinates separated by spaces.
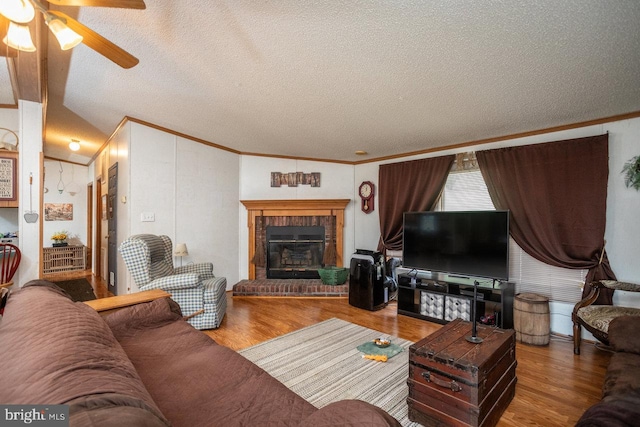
xmin=232 ymin=279 xmax=349 ymax=297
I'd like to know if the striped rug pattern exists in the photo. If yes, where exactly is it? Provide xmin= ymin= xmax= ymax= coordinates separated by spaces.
xmin=239 ymin=318 xmax=421 ymax=426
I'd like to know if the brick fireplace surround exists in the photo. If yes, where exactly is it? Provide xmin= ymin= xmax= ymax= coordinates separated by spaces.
xmin=234 ymin=199 xmax=350 ymax=297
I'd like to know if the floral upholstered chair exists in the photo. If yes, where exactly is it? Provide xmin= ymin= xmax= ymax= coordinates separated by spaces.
xmin=119 ymin=234 xmax=227 ymax=329
xmin=573 ymin=280 xmax=640 ymax=354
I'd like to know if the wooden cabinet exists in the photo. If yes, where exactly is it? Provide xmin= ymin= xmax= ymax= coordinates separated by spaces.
xmin=397 ymin=274 xmax=515 ymax=329
xmin=43 ymin=246 xmax=87 ymax=274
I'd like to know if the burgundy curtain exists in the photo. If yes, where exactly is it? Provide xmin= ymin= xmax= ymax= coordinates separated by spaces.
xmin=377 ymin=156 xmax=455 ymax=252
xmin=476 ymin=134 xmax=615 ymax=304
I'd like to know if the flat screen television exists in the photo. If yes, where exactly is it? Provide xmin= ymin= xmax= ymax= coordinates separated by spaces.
xmin=402 ymin=210 xmax=510 ymax=281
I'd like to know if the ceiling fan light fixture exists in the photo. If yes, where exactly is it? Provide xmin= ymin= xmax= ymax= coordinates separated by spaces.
xmin=2 ymin=21 xmax=36 ymax=52
xmin=46 ymin=16 xmax=83 ymax=50
xmin=69 ymin=139 xmax=80 ymax=151
xmin=0 ymin=0 xmax=35 ymax=24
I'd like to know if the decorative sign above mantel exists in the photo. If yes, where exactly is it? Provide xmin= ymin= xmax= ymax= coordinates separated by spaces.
xmin=271 ymin=172 xmax=321 ymax=187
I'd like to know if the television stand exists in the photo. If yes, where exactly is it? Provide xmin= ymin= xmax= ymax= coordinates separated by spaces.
xmin=397 ymin=274 xmax=515 ymax=329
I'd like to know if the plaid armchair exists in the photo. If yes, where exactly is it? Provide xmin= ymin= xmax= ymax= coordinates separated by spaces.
xmin=119 ymin=234 xmax=227 ymax=329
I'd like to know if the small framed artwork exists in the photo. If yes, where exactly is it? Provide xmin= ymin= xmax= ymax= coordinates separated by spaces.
xmin=270 ymin=172 xmax=282 ymax=187
xmin=288 ymin=172 xmax=298 ymax=187
xmin=309 ymin=172 xmax=321 ymax=187
xmin=0 ymin=154 xmax=17 ymax=202
xmin=45 ymin=203 xmax=73 ymax=221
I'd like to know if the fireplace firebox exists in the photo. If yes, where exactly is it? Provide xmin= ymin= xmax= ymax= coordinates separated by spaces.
xmin=266 ymin=226 xmax=325 ymax=279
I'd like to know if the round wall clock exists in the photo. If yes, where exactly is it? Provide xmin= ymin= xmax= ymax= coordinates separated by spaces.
xmin=359 ymin=181 xmax=375 ymax=213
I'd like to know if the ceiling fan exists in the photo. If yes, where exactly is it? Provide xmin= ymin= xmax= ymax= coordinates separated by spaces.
xmin=0 ymin=0 xmax=145 ymax=68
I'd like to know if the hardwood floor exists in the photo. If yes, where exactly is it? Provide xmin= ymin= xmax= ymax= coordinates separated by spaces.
xmin=83 ymin=276 xmax=609 ymax=426
xmin=43 ymin=270 xmax=113 ymax=298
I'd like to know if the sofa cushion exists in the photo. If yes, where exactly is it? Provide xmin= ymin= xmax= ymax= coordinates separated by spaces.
xmin=300 ymin=400 xmax=403 ymax=427
xmin=106 ymin=297 xmax=320 ymax=427
xmin=602 ymin=351 xmax=640 ymax=399
xmin=608 ymin=315 xmax=640 ymax=354
xmin=0 ymin=281 xmax=169 ymax=427
xmin=576 ymin=390 xmax=640 ymax=427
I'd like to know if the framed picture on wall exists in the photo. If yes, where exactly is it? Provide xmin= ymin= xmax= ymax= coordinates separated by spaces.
xmin=270 ymin=172 xmax=281 ymax=187
xmin=0 ymin=154 xmax=17 ymax=202
xmin=310 ymin=172 xmax=321 ymax=187
xmin=44 ymin=203 xmax=73 ymax=221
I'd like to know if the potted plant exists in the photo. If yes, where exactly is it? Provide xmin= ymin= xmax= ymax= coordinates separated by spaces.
xmin=51 ymin=231 xmax=69 ymax=247
xmin=622 ymin=155 xmax=640 ymax=191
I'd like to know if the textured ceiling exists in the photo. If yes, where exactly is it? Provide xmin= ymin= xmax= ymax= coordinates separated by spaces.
xmin=43 ymin=0 xmax=640 ymax=164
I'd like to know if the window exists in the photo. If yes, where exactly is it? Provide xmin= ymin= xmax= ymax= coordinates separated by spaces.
xmin=440 ymin=168 xmax=586 ymax=303
xmin=443 ymin=170 xmax=494 ymax=211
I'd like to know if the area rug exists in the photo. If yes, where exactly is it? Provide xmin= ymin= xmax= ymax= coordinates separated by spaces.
xmin=239 ymin=318 xmax=420 ymax=426
xmin=52 ymin=278 xmax=97 ymax=302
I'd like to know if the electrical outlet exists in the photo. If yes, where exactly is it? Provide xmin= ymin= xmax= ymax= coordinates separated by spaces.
xmin=140 ymin=212 xmax=155 ymax=222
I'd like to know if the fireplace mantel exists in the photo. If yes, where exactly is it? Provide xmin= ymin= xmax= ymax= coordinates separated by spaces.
xmin=241 ymin=199 xmax=350 ymax=279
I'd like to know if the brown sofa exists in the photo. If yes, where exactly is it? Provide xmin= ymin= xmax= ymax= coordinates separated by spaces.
xmin=0 ymin=281 xmax=400 ymax=427
xmin=576 ymin=315 xmax=640 ymax=426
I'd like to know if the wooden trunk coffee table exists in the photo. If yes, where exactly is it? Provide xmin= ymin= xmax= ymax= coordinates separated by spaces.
xmin=408 ymin=318 xmax=517 ymax=427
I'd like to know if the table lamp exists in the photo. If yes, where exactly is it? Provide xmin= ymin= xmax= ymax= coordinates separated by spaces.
xmin=174 ymin=243 xmax=189 ymax=267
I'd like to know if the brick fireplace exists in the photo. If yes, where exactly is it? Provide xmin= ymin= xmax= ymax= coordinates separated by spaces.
xmin=241 ymin=199 xmax=350 ymax=280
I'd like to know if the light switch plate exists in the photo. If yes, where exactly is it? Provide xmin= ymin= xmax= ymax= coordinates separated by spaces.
xmin=140 ymin=212 xmax=155 ymax=222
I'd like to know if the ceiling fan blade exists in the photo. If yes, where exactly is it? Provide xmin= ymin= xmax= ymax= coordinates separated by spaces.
xmin=47 ymin=0 xmax=145 ymax=9
xmin=48 ymin=10 xmax=139 ymax=68
xmin=0 ymin=16 xmax=18 ymax=58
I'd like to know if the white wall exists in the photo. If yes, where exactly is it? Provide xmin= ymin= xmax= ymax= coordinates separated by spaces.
xmin=354 ymin=117 xmax=640 ymax=337
xmin=238 ymin=155 xmax=355 ymax=280
xmin=354 ymin=161 xmax=381 ymax=251
xmin=604 ymin=119 xmax=640 ymax=303
xmin=43 ymin=160 xmax=89 ymax=246
xmin=17 ymin=101 xmax=42 ymax=286
xmin=176 ymin=137 xmax=240 ymax=285
xmin=122 ymin=123 xmax=241 ymax=292
xmin=0 ymin=108 xmax=18 ymax=138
